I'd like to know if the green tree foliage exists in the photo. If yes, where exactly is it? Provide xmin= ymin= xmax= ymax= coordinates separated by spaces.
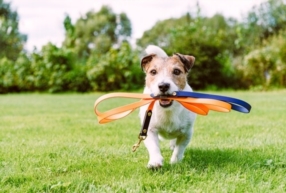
xmin=0 ymin=6 xmax=137 ymax=93
xmin=0 ymin=43 xmax=88 ymax=93
xmin=248 ymin=0 xmax=286 ymax=38
xmin=232 ymin=0 xmax=286 ymax=90
xmin=30 ymin=43 xmax=76 ymax=92
xmin=1 ymin=1 xmax=286 ymax=93
xmin=0 ymin=53 xmax=32 ymax=93
xmin=87 ymin=42 xmax=143 ymax=91
xmin=240 ymin=30 xmax=286 ymax=90
xmin=0 ymin=57 xmax=15 ymax=93
xmin=236 ymin=0 xmax=286 ymax=53
xmin=28 ymin=43 xmax=92 ymax=93
xmin=137 ymin=14 xmax=192 ymax=49
xmin=63 ymin=6 xmax=132 ymax=62
xmin=0 ymin=0 xmax=27 ymax=60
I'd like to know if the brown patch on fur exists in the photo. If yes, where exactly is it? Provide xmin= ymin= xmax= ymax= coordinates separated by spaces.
xmin=145 ymin=56 xmax=165 ymax=88
xmin=174 ymin=53 xmax=195 ymax=72
xmin=141 ymin=54 xmax=156 ymax=72
xmin=167 ymin=56 xmax=188 ymax=90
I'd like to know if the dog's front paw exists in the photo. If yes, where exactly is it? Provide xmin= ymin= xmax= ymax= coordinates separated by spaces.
xmin=147 ymin=156 xmax=163 ymax=169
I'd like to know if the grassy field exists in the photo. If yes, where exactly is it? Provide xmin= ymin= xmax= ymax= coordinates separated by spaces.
xmin=0 ymin=90 xmax=286 ymax=192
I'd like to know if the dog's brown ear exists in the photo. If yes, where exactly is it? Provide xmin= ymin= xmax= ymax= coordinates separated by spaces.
xmin=175 ymin=53 xmax=195 ymax=72
xmin=141 ymin=54 xmax=155 ymax=72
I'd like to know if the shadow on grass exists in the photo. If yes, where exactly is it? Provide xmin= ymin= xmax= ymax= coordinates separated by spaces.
xmin=157 ymin=147 xmax=286 ymax=173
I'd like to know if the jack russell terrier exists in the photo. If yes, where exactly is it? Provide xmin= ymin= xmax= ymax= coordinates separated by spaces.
xmin=139 ymin=45 xmax=196 ymax=169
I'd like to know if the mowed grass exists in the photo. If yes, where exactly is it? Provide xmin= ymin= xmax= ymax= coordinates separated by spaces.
xmin=0 ymin=90 xmax=286 ymax=193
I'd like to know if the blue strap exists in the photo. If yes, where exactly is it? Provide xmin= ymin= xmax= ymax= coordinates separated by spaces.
xmin=152 ymin=91 xmax=251 ymax=113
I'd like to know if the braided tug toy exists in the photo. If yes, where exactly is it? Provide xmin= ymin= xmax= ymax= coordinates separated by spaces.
xmin=94 ymin=91 xmax=251 ymax=151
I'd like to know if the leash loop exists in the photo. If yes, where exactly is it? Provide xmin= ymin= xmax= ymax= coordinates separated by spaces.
xmin=94 ymin=92 xmax=237 ymax=124
xmin=94 ymin=91 xmax=251 ymax=152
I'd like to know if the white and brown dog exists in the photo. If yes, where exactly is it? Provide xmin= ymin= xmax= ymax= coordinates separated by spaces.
xmin=139 ymin=45 xmax=196 ymax=168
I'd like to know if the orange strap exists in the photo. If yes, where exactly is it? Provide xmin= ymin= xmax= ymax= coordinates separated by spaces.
xmin=94 ymin=93 xmax=231 ymax=124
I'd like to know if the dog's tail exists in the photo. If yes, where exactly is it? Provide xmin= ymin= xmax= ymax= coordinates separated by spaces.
xmin=145 ymin=45 xmax=168 ymax=57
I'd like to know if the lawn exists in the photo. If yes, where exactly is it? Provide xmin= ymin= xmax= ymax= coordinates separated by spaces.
xmin=0 ymin=90 xmax=286 ymax=192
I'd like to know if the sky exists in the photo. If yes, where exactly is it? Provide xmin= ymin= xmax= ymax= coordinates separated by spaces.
xmin=9 ymin=0 xmax=267 ymax=51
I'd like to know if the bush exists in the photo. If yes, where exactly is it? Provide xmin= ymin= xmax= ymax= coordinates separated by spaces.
xmin=29 ymin=43 xmax=76 ymax=93
xmin=87 ymin=42 xmax=144 ymax=91
xmin=240 ymin=30 xmax=286 ymax=90
xmin=0 ymin=57 xmax=16 ymax=93
xmin=64 ymin=66 xmax=91 ymax=92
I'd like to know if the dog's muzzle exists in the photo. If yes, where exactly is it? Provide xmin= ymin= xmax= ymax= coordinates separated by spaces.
xmin=159 ymin=98 xmax=173 ymax=108
xmin=157 ymin=83 xmax=173 ymax=107
xmin=154 ymin=95 xmax=174 ymax=108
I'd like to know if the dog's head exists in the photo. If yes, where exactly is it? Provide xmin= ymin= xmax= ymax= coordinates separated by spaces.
xmin=141 ymin=53 xmax=195 ymax=108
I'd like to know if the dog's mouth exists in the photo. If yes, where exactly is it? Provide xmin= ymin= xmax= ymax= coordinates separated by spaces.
xmin=159 ymin=99 xmax=173 ymax=108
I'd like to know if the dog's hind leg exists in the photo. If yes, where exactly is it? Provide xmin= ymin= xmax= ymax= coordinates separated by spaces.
xmin=170 ymin=139 xmax=176 ymax=151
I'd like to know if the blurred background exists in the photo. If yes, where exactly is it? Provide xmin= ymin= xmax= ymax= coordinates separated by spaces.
xmin=1 ymin=0 xmax=286 ymax=93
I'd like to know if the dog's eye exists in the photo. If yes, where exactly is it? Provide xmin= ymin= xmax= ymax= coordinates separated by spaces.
xmin=173 ymin=69 xmax=182 ymax=75
xmin=150 ymin=69 xmax=157 ymax=76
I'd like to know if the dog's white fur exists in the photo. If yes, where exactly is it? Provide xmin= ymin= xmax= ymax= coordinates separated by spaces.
xmin=140 ymin=45 xmax=196 ymax=168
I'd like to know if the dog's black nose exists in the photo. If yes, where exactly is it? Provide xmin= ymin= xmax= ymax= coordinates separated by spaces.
xmin=158 ymin=83 xmax=170 ymax=93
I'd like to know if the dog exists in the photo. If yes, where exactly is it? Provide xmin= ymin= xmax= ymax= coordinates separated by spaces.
xmin=139 ymin=45 xmax=196 ymax=168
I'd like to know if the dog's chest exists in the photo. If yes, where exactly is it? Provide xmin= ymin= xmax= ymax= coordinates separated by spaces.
xmin=150 ymin=106 xmax=193 ymax=139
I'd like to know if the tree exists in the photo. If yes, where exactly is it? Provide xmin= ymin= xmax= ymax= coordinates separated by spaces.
xmin=137 ymin=14 xmax=192 ymax=50
xmin=249 ymin=0 xmax=286 ymax=38
xmin=236 ymin=0 xmax=286 ymax=53
xmin=240 ymin=30 xmax=286 ymax=90
xmin=63 ymin=6 xmax=132 ymax=62
xmin=0 ymin=0 xmax=27 ymax=60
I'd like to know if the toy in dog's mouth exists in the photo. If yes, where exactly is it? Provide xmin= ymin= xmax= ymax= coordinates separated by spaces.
xmin=159 ymin=99 xmax=173 ymax=108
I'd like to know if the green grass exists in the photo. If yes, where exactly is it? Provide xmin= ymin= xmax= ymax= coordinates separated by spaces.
xmin=0 ymin=90 xmax=286 ymax=192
